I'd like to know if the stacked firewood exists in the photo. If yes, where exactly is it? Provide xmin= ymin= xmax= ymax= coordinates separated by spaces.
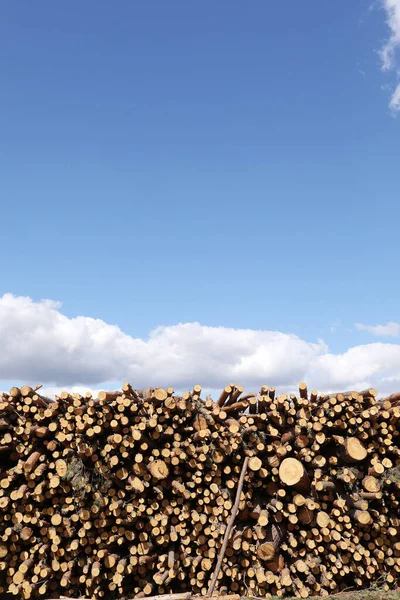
xmin=0 ymin=382 xmax=399 ymax=599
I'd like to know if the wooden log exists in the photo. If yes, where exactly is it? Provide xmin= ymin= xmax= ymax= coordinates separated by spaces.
xmin=278 ymin=458 xmax=310 ymax=492
xmin=338 ymin=437 xmax=368 ymax=463
xmin=380 ymin=391 xmax=400 ymax=405
xmin=148 ymin=460 xmax=169 ymax=481
xmin=257 ymin=524 xmax=286 ymax=561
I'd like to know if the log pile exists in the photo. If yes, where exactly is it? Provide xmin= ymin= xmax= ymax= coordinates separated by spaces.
xmin=0 ymin=382 xmax=399 ymax=599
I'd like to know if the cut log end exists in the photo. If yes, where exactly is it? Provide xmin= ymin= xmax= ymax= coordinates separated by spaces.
xmin=257 ymin=542 xmax=276 ymax=561
xmin=279 ymin=458 xmax=309 ymax=491
xmin=148 ymin=459 xmax=169 ymax=481
xmin=342 ymin=437 xmax=368 ymax=463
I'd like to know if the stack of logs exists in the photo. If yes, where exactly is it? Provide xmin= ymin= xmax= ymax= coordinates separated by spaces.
xmin=0 ymin=382 xmax=399 ymax=599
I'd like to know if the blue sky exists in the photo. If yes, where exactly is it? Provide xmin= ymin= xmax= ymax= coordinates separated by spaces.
xmin=1 ymin=1 xmax=400 ymax=395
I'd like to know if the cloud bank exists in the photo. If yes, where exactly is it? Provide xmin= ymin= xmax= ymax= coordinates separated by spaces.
xmin=1 ymin=294 xmax=400 ymax=396
xmin=381 ymin=0 xmax=400 ymax=113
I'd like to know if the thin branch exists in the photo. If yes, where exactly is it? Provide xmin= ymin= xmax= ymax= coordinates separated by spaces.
xmin=207 ymin=456 xmax=249 ymax=596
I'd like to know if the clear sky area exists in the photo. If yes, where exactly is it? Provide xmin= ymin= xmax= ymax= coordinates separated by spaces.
xmin=1 ymin=1 xmax=400 ymax=396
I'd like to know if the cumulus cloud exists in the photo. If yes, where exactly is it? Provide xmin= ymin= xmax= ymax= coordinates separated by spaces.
xmin=355 ymin=321 xmax=400 ymax=337
xmin=309 ymin=343 xmax=400 ymax=391
xmin=1 ymin=294 xmax=400 ymax=396
xmin=0 ymin=294 xmax=326 ymax=389
xmin=380 ymin=0 xmax=400 ymax=113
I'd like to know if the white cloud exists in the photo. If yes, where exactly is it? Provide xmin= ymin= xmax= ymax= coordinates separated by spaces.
xmin=380 ymin=0 xmax=400 ymax=112
xmin=355 ymin=321 xmax=400 ymax=337
xmin=1 ymin=294 xmax=400 ymax=396
xmin=381 ymin=0 xmax=400 ymax=71
xmin=0 ymin=294 xmax=326 ymax=389
xmin=389 ymin=82 xmax=400 ymax=112
xmin=309 ymin=342 xmax=400 ymax=390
